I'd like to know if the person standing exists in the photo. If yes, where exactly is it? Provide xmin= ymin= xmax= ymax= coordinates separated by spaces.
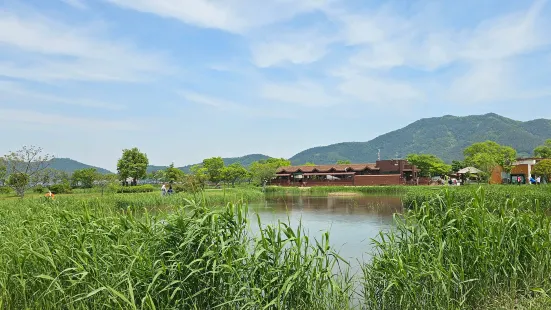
xmin=536 ymin=176 xmax=541 ymax=185
xmin=517 ymin=176 xmax=522 ymax=185
xmin=161 ymin=184 xmax=167 ymax=196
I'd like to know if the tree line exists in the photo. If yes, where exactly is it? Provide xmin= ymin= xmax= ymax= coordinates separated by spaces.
xmin=404 ymin=139 xmax=551 ymax=182
xmin=2 ymin=139 xmax=550 ymax=198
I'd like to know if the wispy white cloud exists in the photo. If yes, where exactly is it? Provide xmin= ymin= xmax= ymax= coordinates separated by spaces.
xmin=336 ymin=73 xmax=424 ymax=105
xmin=251 ymin=30 xmax=335 ymax=67
xmin=0 ymin=108 xmax=138 ymax=131
xmin=0 ymin=9 xmax=171 ymax=83
xmin=260 ymin=81 xmax=341 ymax=107
xmin=0 ymin=81 xmax=126 ymax=110
xmin=60 ymin=0 xmax=87 ymax=10
xmin=178 ymin=90 xmax=299 ymax=119
xmin=103 ymin=0 xmax=327 ymax=34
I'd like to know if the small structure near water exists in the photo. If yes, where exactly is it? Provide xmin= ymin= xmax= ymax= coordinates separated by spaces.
xmin=271 ymin=160 xmax=418 ymax=186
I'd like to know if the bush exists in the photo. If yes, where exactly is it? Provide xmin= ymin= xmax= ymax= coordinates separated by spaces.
xmin=0 ymin=186 xmax=12 ymax=194
xmin=48 ymin=182 xmax=72 ymax=194
xmin=33 ymin=185 xmax=45 ymax=193
xmin=115 ymin=184 xmax=155 ymax=193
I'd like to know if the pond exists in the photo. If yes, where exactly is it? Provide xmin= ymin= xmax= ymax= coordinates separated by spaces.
xmin=249 ymin=194 xmax=403 ymax=270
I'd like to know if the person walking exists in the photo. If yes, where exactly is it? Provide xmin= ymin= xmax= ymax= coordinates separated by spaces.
xmin=517 ymin=176 xmax=522 ymax=185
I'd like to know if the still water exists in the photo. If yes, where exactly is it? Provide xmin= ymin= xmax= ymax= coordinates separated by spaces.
xmin=248 ymin=195 xmax=403 ymax=268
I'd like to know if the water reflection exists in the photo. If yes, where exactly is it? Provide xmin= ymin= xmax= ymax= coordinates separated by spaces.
xmin=249 ymin=195 xmax=403 ymax=270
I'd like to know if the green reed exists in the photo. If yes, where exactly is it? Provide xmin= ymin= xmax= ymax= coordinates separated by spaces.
xmin=362 ymin=187 xmax=551 ymax=309
xmin=0 ymin=195 xmax=351 ymax=309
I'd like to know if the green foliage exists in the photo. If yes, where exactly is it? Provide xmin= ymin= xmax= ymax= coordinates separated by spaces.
xmin=3 ymin=145 xmax=53 ymax=197
xmin=117 ymin=147 xmax=149 ymax=184
xmin=165 ymin=164 xmax=186 ymax=183
xmin=406 ymin=154 xmax=451 ymax=177
xmin=0 ymin=159 xmax=6 ymax=186
xmin=533 ymin=159 xmax=551 ymax=182
xmin=48 ymin=182 xmax=73 ymax=194
xmin=534 ymin=139 xmax=551 ymax=158
xmin=362 ymin=188 xmax=551 ymax=309
xmin=33 ymin=185 xmax=45 ymax=193
xmin=289 ymin=114 xmax=551 ymax=164
xmin=0 ymin=197 xmax=350 ymax=309
xmin=336 ymin=160 xmax=351 ymax=164
xmin=451 ymin=160 xmax=465 ymax=172
xmin=249 ymin=158 xmax=291 ymax=185
xmin=0 ymin=186 xmax=12 ymax=194
xmin=189 ymin=165 xmax=208 ymax=190
xmin=221 ymin=162 xmax=249 ymax=187
xmin=464 ymin=140 xmax=517 ymax=173
xmin=115 ymin=184 xmax=155 ymax=193
xmin=71 ymin=168 xmax=98 ymax=188
xmin=303 ymin=162 xmax=316 ymax=166
xmin=202 ymin=157 xmax=224 ymax=184
xmin=7 ymin=173 xmax=29 ymax=197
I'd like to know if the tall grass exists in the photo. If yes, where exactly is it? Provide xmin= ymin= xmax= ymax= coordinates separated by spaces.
xmin=403 ymin=184 xmax=551 ymax=208
xmin=0 ymin=196 xmax=352 ymax=309
xmin=362 ymin=187 xmax=551 ymax=309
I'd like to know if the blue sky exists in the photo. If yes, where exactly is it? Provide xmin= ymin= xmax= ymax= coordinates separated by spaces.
xmin=1 ymin=0 xmax=550 ymax=170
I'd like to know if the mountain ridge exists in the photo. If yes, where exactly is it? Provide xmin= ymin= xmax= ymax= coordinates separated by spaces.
xmin=45 ymin=113 xmax=551 ymax=172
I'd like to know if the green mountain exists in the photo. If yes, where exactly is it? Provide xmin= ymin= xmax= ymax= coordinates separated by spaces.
xmin=289 ymin=113 xmax=551 ymax=164
xmin=48 ymin=158 xmax=112 ymax=174
xmin=147 ymin=154 xmax=272 ymax=173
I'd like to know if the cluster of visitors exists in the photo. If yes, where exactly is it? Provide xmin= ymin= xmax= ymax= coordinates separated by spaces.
xmin=528 ymin=176 xmax=542 ymax=185
xmin=161 ymin=184 xmax=173 ymax=196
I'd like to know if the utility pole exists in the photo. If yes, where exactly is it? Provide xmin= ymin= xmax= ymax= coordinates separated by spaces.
xmin=377 ymin=149 xmax=381 ymax=161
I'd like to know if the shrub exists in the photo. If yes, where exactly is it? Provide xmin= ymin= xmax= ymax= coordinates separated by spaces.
xmin=48 ymin=182 xmax=72 ymax=194
xmin=115 ymin=184 xmax=155 ymax=193
xmin=0 ymin=186 xmax=12 ymax=194
xmin=33 ymin=185 xmax=45 ymax=193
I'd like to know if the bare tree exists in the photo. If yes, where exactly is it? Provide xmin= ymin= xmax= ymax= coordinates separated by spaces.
xmin=3 ymin=146 xmax=53 ymax=197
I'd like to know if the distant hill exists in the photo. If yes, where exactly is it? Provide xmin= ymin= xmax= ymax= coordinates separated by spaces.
xmin=289 ymin=113 xmax=551 ymax=164
xmin=48 ymin=158 xmax=112 ymax=174
xmin=147 ymin=154 xmax=272 ymax=173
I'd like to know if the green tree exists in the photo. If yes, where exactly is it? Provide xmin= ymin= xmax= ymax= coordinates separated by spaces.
xmin=533 ymin=159 xmax=551 ymax=182
xmin=303 ymin=162 xmax=316 ymax=166
xmin=202 ymin=157 xmax=225 ymax=184
xmin=534 ymin=139 xmax=551 ymax=158
xmin=152 ymin=170 xmax=167 ymax=183
xmin=469 ymin=153 xmax=497 ymax=182
xmin=249 ymin=158 xmax=291 ymax=185
xmin=117 ymin=148 xmax=149 ymax=186
xmin=97 ymin=173 xmax=118 ymax=196
xmin=71 ymin=168 xmax=98 ymax=188
xmin=336 ymin=160 xmax=351 ymax=164
xmin=166 ymin=164 xmax=185 ymax=183
xmin=0 ymin=158 xmax=6 ymax=186
xmin=221 ymin=163 xmax=249 ymax=187
xmin=451 ymin=160 xmax=465 ymax=172
xmin=406 ymin=154 xmax=451 ymax=177
xmin=464 ymin=141 xmax=517 ymax=173
xmin=189 ymin=164 xmax=208 ymax=190
xmin=3 ymin=146 xmax=53 ymax=197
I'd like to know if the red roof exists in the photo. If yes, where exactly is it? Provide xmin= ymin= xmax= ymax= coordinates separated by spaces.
xmin=276 ymin=163 xmax=378 ymax=174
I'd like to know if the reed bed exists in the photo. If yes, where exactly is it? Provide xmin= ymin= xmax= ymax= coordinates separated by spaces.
xmin=362 ymin=187 xmax=551 ymax=309
xmin=0 ymin=196 xmax=352 ymax=309
xmin=1 ymin=186 xmax=550 ymax=308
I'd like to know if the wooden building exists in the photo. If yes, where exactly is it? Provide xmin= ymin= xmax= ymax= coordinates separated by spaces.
xmin=271 ymin=160 xmax=418 ymax=186
xmin=490 ymin=158 xmax=545 ymax=184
